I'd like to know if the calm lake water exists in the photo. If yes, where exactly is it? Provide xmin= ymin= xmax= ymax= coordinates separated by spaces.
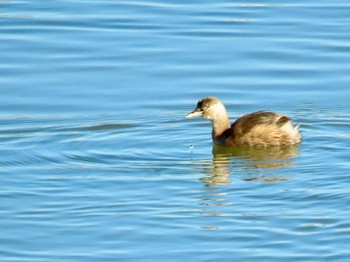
xmin=1 ymin=0 xmax=350 ymax=261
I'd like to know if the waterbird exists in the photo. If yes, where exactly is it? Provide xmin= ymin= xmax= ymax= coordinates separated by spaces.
xmin=186 ymin=96 xmax=301 ymax=147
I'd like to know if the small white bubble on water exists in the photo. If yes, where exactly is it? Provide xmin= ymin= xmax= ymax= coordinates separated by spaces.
xmin=189 ymin=142 xmax=195 ymax=153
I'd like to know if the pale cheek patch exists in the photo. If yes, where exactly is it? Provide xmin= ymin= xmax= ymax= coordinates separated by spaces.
xmin=281 ymin=122 xmax=299 ymax=137
xmin=212 ymin=104 xmax=227 ymax=116
xmin=204 ymin=104 xmax=226 ymax=120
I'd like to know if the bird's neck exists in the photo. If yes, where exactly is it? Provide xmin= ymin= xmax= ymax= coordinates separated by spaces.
xmin=210 ymin=111 xmax=231 ymax=144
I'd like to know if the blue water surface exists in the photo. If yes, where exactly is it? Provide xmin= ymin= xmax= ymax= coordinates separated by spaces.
xmin=1 ymin=0 xmax=350 ymax=261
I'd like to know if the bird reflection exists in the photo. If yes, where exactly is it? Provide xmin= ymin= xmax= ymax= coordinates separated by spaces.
xmin=200 ymin=144 xmax=300 ymax=186
xmin=197 ymin=144 xmax=300 ymax=229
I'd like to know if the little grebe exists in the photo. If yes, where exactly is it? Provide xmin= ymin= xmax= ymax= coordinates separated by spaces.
xmin=186 ymin=97 xmax=301 ymax=146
